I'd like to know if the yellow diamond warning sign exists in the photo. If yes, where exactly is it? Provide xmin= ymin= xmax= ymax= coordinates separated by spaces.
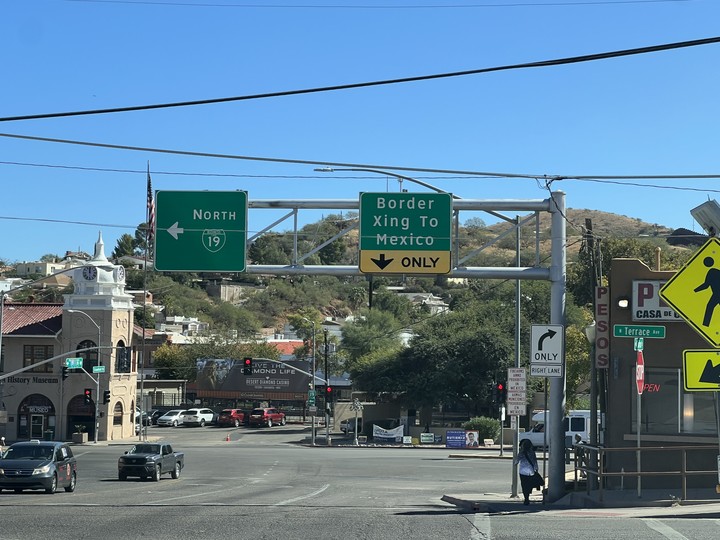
xmin=660 ymin=238 xmax=720 ymax=347
xmin=682 ymin=350 xmax=720 ymax=391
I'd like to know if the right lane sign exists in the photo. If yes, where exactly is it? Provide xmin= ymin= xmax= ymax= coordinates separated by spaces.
xmin=530 ymin=324 xmax=564 ymax=378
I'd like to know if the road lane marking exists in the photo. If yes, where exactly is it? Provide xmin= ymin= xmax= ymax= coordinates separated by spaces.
xmin=275 ymin=484 xmax=330 ymax=506
xmin=470 ymin=512 xmax=491 ymax=539
xmin=643 ymin=519 xmax=689 ymax=539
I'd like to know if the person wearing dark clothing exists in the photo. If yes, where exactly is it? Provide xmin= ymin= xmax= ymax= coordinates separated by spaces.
xmin=516 ymin=438 xmax=540 ymax=505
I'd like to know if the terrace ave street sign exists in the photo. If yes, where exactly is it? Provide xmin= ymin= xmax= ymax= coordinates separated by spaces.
xmin=359 ymin=192 xmax=452 ymax=274
xmin=154 ymin=190 xmax=248 ymax=273
xmin=613 ymin=325 xmax=666 ymax=339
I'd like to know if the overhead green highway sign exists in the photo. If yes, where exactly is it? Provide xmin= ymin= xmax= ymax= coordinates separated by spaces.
xmin=359 ymin=192 xmax=452 ymax=274
xmin=154 ymin=190 xmax=248 ymax=272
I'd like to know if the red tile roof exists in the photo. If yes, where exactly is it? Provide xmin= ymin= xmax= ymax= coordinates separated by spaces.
xmin=268 ymin=340 xmax=303 ymax=355
xmin=2 ymin=303 xmax=63 ymax=334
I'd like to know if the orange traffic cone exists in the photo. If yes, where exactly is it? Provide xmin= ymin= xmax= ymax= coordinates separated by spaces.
xmin=225 ymin=433 xmax=231 ymax=442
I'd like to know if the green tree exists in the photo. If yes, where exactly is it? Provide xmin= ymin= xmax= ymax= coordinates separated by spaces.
xmin=248 ymin=233 xmax=292 ymax=265
xmin=401 ymin=307 xmax=514 ymax=410
xmin=340 ymin=310 xmax=404 ymax=368
xmin=152 ymin=343 xmax=193 ymax=380
xmin=134 ymin=222 xmax=152 ymax=254
xmin=112 ymin=234 xmax=137 ymax=259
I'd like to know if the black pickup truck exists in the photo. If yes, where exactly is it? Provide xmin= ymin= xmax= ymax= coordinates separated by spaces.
xmin=117 ymin=443 xmax=184 ymax=482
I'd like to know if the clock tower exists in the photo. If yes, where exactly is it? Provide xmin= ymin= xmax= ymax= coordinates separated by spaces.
xmin=62 ymin=232 xmax=136 ymax=441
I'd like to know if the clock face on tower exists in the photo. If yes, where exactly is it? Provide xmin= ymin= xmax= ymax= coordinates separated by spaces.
xmin=82 ymin=266 xmax=97 ymax=280
xmin=117 ymin=266 xmax=125 ymax=282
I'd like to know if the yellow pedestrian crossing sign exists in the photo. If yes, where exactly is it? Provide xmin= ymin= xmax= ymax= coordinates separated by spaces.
xmin=682 ymin=350 xmax=720 ymax=391
xmin=660 ymin=238 xmax=720 ymax=347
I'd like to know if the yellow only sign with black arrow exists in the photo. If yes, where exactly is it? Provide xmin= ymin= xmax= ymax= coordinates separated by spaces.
xmin=682 ymin=350 xmax=720 ymax=391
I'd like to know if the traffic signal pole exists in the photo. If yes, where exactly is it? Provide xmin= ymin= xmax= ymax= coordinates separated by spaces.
xmin=324 ymin=329 xmax=331 ymax=446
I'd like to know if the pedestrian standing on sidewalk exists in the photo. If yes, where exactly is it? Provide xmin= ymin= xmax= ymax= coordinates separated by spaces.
xmin=516 ymin=438 xmax=539 ymax=505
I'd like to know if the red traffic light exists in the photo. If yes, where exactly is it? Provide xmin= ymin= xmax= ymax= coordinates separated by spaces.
xmin=497 ymin=383 xmax=504 ymax=391
xmin=244 ymin=358 xmax=251 ymax=366
xmin=84 ymin=389 xmax=91 ymax=397
xmin=326 ymin=386 xmax=332 ymax=393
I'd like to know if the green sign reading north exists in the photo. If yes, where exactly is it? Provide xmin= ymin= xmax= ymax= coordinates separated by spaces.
xmin=613 ymin=324 xmax=666 ymax=339
xmin=359 ymin=192 xmax=453 ymax=274
xmin=154 ymin=190 xmax=248 ymax=272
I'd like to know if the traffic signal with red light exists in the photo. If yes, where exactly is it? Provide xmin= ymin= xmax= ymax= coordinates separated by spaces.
xmin=83 ymin=388 xmax=92 ymax=405
xmin=325 ymin=386 xmax=334 ymax=403
xmin=242 ymin=357 xmax=253 ymax=375
xmin=496 ymin=382 xmax=507 ymax=403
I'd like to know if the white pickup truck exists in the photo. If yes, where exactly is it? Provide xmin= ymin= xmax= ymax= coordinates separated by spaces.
xmin=519 ymin=410 xmax=595 ymax=449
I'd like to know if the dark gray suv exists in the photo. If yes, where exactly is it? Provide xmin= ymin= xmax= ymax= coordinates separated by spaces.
xmin=0 ymin=440 xmax=77 ymax=494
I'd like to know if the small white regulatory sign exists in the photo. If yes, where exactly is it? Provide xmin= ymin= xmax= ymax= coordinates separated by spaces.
xmin=530 ymin=324 xmax=564 ymax=364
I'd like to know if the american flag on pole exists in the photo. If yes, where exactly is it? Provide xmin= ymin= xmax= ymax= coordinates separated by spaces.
xmin=146 ymin=170 xmax=155 ymax=247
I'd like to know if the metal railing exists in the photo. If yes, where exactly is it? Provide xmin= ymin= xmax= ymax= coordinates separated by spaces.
xmin=572 ymin=444 xmax=718 ymax=502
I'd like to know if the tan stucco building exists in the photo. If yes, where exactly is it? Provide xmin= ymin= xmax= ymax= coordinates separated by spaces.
xmin=0 ymin=233 xmax=137 ymax=443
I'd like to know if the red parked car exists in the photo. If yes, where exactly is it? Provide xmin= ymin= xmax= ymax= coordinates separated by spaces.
xmin=217 ymin=409 xmax=246 ymax=428
xmin=249 ymin=407 xmax=286 ymax=428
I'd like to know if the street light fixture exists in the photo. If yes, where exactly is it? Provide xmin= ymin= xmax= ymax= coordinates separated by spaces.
xmin=68 ymin=309 xmax=101 ymax=444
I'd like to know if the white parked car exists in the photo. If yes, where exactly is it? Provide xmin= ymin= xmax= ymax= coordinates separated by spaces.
xmin=157 ymin=409 xmax=187 ymax=427
xmin=182 ymin=408 xmax=215 ymax=427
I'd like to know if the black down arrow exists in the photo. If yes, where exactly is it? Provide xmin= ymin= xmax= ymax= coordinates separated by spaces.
xmin=371 ymin=253 xmax=394 ymax=270
xmin=699 ymin=359 xmax=720 ymax=385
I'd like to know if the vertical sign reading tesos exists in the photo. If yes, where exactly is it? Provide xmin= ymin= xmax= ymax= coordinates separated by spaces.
xmin=155 ymin=190 xmax=248 ymax=272
xmin=359 ymin=192 xmax=452 ymax=274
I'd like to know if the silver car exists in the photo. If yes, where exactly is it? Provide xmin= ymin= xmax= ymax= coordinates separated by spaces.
xmin=156 ymin=409 xmax=187 ymax=427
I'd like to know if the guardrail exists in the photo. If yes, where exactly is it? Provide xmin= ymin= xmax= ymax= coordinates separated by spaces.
xmin=572 ymin=444 xmax=718 ymax=502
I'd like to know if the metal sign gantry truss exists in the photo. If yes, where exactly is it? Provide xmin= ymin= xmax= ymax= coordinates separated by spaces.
xmin=245 ymin=194 xmax=563 ymax=282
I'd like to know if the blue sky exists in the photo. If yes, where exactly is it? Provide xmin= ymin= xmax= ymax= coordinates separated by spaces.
xmin=2 ymin=0 xmax=719 ymax=263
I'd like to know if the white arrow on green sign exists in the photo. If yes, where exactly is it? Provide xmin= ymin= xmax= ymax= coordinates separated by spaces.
xmin=154 ymin=190 xmax=248 ymax=272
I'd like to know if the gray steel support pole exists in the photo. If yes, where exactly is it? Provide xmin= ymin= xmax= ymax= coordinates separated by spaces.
xmin=548 ymin=191 xmax=567 ymax=502
xmin=511 ymin=215 xmax=521 ymax=498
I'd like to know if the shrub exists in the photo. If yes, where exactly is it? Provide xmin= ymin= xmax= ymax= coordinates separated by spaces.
xmin=462 ymin=416 xmax=500 ymax=442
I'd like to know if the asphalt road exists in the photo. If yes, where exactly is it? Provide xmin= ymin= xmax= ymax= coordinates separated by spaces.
xmin=1 ymin=425 xmax=718 ymax=540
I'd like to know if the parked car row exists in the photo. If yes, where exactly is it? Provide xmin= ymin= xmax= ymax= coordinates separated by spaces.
xmin=137 ymin=407 xmax=287 ymax=428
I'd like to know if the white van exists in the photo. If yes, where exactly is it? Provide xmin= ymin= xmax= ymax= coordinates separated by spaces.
xmin=519 ymin=410 xmax=596 ymax=449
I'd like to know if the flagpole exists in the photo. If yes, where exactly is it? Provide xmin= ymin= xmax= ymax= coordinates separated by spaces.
xmin=139 ymin=162 xmax=154 ymax=440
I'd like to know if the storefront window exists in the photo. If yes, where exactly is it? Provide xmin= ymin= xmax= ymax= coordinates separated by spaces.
xmin=631 ymin=368 xmax=715 ymax=435
xmin=23 ymin=345 xmax=54 ymax=373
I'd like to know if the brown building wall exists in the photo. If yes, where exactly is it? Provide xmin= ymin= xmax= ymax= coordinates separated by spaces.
xmin=606 ymin=258 xmax=718 ymax=489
